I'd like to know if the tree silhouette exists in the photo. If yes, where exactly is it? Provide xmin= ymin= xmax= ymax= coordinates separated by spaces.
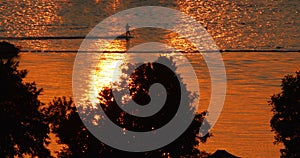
xmin=269 ymin=71 xmax=300 ymax=158
xmin=47 ymin=56 xmax=210 ymax=157
xmin=0 ymin=42 xmax=51 ymax=157
xmin=43 ymin=97 xmax=113 ymax=158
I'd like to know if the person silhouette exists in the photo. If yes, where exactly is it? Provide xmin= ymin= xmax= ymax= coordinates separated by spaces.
xmin=125 ymin=23 xmax=131 ymax=37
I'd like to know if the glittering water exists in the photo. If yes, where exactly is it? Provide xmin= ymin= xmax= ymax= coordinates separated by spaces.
xmin=0 ymin=0 xmax=299 ymax=51
xmin=1 ymin=0 xmax=300 ymax=157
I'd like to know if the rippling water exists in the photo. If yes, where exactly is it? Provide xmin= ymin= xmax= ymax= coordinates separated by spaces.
xmin=1 ymin=0 xmax=300 ymax=157
xmin=0 ymin=0 xmax=299 ymax=51
xmin=19 ymin=52 xmax=300 ymax=157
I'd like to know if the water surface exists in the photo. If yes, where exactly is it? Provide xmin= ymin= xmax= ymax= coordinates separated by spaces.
xmin=2 ymin=0 xmax=300 ymax=157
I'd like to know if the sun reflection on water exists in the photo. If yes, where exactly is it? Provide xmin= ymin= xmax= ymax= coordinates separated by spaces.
xmin=88 ymin=53 xmax=125 ymax=105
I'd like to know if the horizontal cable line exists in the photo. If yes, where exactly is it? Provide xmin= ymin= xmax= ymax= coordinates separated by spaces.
xmin=0 ymin=36 xmax=133 ymax=40
xmin=19 ymin=49 xmax=300 ymax=53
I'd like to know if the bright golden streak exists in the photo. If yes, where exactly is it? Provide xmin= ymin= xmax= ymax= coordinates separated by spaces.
xmin=88 ymin=53 xmax=125 ymax=105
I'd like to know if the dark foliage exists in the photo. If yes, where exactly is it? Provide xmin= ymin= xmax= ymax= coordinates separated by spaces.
xmin=0 ymin=42 xmax=51 ymax=157
xmin=0 ymin=41 xmax=19 ymax=59
xmin=46 ymin=56 xmax=210 ymax=157
xmin=43 ymin=97 xmax=115 ymax=158
xmin=269 ymin=71 xmax=300 ymax=158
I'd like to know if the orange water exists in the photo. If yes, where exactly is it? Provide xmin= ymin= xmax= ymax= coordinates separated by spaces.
xmin=2 ymin=0 xmax=299 ymax=157
xmin=19 ymin=52 xmax=300 ymax=157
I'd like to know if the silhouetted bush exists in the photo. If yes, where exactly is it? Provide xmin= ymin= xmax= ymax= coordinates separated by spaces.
xmin=269 ymin=71 xmax=300 ymax=158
